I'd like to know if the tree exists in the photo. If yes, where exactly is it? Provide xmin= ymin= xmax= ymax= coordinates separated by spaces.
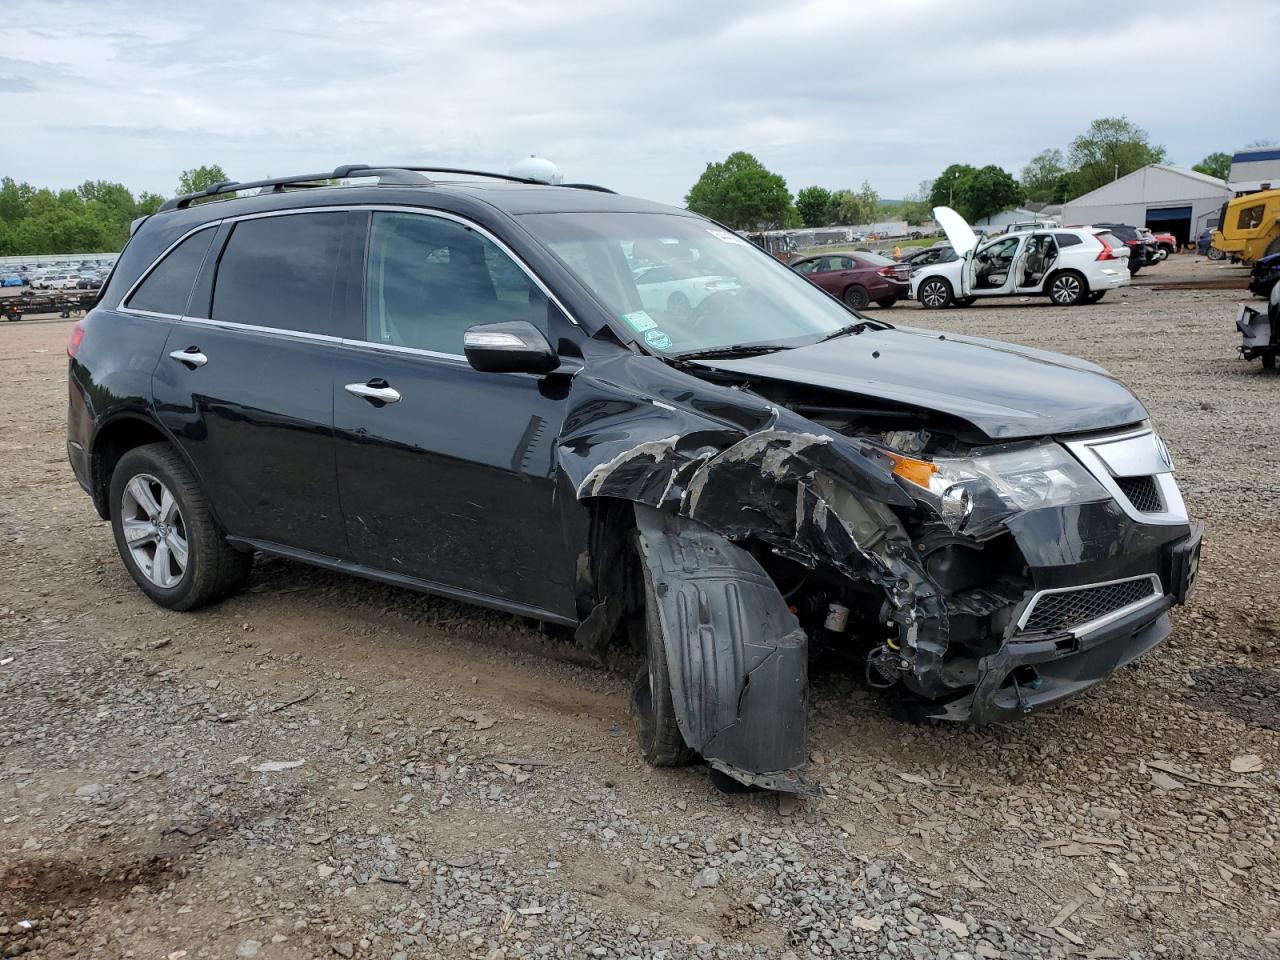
xmin=795 ymin=186 xmax=836 ymax=227
xmin=0 ymin=173 xmax=176 ymax=255
xmin=1020 ymin=148 xmax=1067 ymax=203
xmin=1067 ymin=116 xmax=1166 ymax=196
xmin=1191 ymin=152 xmax=1231 ymax=181
xmin=176 ymin=164 xmax=231 ymax=197
xmin=832 ymin=181 xmax=879 ymax=226
xmin=928 ymin=164 xmax=977 ymax=212
xmin=684 ymin=152 xmax=793 ymax=229
xmin=963 ymin=165 xmax=1021 ymax=222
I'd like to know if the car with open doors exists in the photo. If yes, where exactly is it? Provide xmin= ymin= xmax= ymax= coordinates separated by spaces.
xmin=68 ymin=166 xmax=1201 ymax=795
xmin=911 ymin=207 xmax=1131 ymax=309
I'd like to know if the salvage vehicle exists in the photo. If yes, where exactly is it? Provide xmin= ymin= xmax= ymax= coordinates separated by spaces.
xmin=789 ymin=251 xmax=909 ymax=308
xmin=632 ymin=262 xmax=737 ymax=320
xmin=911 ymin=208 xmax=1130 ymax=308
xmin=1236 ymin=275 xmax=1279 ymax=369
xmin=1249 ymin=251 xmax=1280 ymax=299
xmin=67 ymin=166 xmax=1202 ymax=794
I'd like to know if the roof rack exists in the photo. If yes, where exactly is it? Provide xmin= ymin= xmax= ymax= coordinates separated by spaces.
xmin=157 ymin=163 xmax=614 ymax=212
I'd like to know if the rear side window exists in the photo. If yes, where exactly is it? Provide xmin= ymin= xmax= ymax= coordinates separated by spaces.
xmin=1055 ymin=233 xmax=1082 ymax=247
xmin=1097 ymin=233 xmax=1125 ymax=249
xmin=212 ymin=212 xmax=346 ymax=336
xmin=364 ymin=211 xmax=550 ymax=355
xmin=125 ymin=229 xmax=216 ymax=315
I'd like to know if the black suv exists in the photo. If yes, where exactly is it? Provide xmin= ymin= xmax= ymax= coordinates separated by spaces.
xmin=1093 ymin=223 xmax=1155 ymax=275
xmin=68 ymin=165 xmax=1202 ymax=793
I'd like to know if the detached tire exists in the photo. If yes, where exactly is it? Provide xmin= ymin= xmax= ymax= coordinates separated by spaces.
xmin=917 ymin=277 xmax=953 ymax=309
xmin=109 ymin=443 xmax=251 ymax=611
xmin=842 ymin=284 xmax=870 ymax=310
xmin=1049 ymin=270 xmax=1087 ymax=306
xmin=630 ymin=548 xmax=694 ymax=767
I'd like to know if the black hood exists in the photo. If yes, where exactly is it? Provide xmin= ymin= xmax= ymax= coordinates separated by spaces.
xmin=690 ymin=325 xmax=1148 ymax=441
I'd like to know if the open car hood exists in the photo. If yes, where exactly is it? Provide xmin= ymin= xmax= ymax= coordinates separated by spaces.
xmin=689 ymin=326 xmax=1148 ymax=441
xmin=933 ymin=206 xmax=979 ymax=257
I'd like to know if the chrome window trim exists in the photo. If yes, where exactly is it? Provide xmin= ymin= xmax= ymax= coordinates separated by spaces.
xmin=337 ymin=338 xmax=468 ymax=364
xmin=118 ymin=220 xmax=223 ymax=317
xmin=174 ymin=314 xmax=346 ymax=345
xmin=117 ymin=203 xmax=583 ymax=335
xmin=1016 ymin=573 xmax=1163 ymax=635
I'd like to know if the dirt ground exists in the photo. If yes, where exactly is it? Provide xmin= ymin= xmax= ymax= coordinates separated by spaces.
xmin=1 ymin=253 xmax=1277 ymax=960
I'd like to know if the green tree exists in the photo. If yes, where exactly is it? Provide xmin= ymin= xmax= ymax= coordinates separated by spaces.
xmin=928 ymin=164 xmax=977 ymax=212
xmin=832 ymin=181 xmax=879 ymax=226
xmin=684 ymin=152 xmax=794 ymax=229
xmin=1067 ymin=116 xmax=1166 ymax=196
xmin=176 ymin=164 xmax=232 ymax=197
xmin=1020 ymin=148 xmax=1067 ymax=203
xmin=795 ymin=186 xmax=836 ymax=227
xmin=136 ymin=192 xmax=165 ymax=216
xmin=963 ymin=165 xmax=1021 ymax=221
xmin=1192 ymin=151 xmax=1231 ymax=181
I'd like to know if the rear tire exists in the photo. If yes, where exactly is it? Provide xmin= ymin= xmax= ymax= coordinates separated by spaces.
xmin=1207 ymin=246 xmax=1225 ymax=261
xmin=917 ymin=277 xmax=953 ymax=309
xmin=630 ymin=545 xmax=694 ymax=767
xmin=1048 ymin=270 xmax=1087 ymax=306
xmin=842 ymin=284 xmax=870 ymax=310
xmin=109 ymin=443 xmax=251 ymax=611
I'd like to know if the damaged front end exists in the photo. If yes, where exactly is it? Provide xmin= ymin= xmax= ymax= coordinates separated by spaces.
xmin=560 ymin=349 xmax=1200 ymax=793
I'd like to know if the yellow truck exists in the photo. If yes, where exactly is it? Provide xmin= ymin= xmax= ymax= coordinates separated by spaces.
xmin=1213 ymin=188 xmax=1280 ymax=263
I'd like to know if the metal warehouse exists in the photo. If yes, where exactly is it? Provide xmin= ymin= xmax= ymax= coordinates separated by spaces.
xmin=1062 ymin=164 xmax=1231 ymax=249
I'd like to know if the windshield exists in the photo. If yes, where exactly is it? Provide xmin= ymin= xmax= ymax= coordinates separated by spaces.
xmin=519 ymin=212 xmax=860 ymax=355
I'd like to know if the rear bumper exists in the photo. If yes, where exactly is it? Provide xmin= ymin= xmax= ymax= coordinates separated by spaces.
xmin=1093 ymin=267 xmax=1129 ymax=290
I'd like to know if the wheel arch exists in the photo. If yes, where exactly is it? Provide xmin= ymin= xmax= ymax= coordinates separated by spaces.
xmin=89 ymin=414 xmax=199 ymax=521
xmin=1045 ymin=266 xmax=1090 ymax=299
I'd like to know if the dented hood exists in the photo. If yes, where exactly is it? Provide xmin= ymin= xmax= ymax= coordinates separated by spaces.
xmin=689 ymin=326 xmax=1148 ymax=440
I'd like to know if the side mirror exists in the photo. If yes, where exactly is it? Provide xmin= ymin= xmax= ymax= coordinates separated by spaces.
xmin=463 ymin=321 xmax=559 ymax=375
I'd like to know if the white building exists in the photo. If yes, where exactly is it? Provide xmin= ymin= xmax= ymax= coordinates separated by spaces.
xmin=1227 ymin=145 xmax=1280 ymax=193
xmin=1061 ymin=164 xmax=1231 ymax=248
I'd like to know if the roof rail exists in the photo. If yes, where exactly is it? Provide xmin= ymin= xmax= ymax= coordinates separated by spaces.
xmin=156 ymin=164 xmax=614 ymax=212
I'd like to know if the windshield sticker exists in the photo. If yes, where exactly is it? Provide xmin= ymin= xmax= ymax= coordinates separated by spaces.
xmin=706 ymin=228 xmax=747 ymax=245
xmin=622 ymin=310 xmax=658 ymax=333
xmin=644 ymin=328 xmax=673 ymax=350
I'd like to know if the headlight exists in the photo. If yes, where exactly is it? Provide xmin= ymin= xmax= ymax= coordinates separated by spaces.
xmin=884 ymin=443 xmax=1110 ymax=536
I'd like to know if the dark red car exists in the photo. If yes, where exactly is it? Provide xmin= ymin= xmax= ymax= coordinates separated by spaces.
xmin=790 ymin=252 xmax=910 ymax=309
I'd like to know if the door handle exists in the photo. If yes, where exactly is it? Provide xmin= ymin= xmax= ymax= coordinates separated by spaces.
xmin=345 ymin=380 xmax=401 ymax=404
xmin=169 ymin=348 xmax=208 ymax=368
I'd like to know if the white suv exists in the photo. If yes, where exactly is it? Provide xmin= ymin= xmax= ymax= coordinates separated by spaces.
xmin=911 ymin=207 xmax=1130 ymax=308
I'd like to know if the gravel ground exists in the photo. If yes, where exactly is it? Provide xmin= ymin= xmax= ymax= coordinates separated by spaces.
xmin=1 ymin=254 xmax=1277 ymax=960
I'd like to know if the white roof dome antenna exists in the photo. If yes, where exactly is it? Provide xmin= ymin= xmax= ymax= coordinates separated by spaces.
xmin=510 ymin=155 xmax=563 ymax=185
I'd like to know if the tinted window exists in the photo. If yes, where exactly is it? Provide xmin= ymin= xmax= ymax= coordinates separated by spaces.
xmin=365 ymin=212 xmax=549 ymax=355
xmin=128 ymin=231 xmax=215 ymax=315
xmin=212 ymin=212 xmax=346 ymax=335
xmin=1055 ymin=233 xmax=1082 ymax=247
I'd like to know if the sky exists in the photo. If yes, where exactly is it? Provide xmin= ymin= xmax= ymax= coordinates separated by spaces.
xmin=3 ymin=0 xmax=1278 ymax=206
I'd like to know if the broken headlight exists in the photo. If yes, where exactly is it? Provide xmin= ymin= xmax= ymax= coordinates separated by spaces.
xmin=886 ymin=443 xmax=1110 ymax=536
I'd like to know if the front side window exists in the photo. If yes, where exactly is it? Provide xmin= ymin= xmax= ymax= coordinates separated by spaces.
xmin=365 ymin=212 xmax=550 ymax=355
xmin=519 ymin=211 xmax=867 ymax=355
xmin=212 ymin=212 xmax=346 ymax=335
xmin=128 ymin=231 xmax=215 ymax=315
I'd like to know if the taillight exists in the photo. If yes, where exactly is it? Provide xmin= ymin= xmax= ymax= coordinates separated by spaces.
xmin=1096 ymin=237 xmax=1118 ymax=261
xmin=67 ymin=321 xmax=85 ymax=358
xmin=877 ymin=266 xmax=902 ymax=279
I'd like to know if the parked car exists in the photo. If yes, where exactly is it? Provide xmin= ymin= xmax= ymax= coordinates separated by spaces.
xmin=911 ymin=207 xmax=1130 ymax=308
xmin=75 ymin=276 xmax=104 ymax=291
xmin=67 ymin=165 xmax=1201 ymax=793
xmin=789 ymin=252 xmax=909 ymax=308
xmin=1 ymin=275 xmax=23 ymax=287
xmin=1000 ymin=221 xmax=1056 ymax=235
xmin=899 ymin=244 xmax=956 ymax=273
xmin=1092 ymin=223 xmax=1152 ymax=275
xmin=632 ymin=262 xmax=737 ymax=319
xmin=1249 ymin=251 xmax=1280 ymax=299
xmin=1150 ymin=231 xmax=1177 ymax=260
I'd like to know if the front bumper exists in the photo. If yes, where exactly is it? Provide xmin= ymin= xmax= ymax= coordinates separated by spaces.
xmin=929 ymin=521 xmax=1202 ymax=724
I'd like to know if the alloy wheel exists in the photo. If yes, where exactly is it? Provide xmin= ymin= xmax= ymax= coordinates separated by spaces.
xmin=920 ymin=280 xmax=948 ymax=308
xmin=1051 ymin=275 xmax=1081 ymax=305
xmin=120 ymin=473 xmax=188 ymax=588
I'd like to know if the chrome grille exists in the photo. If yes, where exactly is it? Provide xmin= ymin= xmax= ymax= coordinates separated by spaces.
xmin=1020 ymin=576 xmax=1160 ymax=634
xmin=1116 ymin=475 xmax=1162 ymax=513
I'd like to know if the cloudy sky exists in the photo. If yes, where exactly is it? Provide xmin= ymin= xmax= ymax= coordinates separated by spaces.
xmin=4 ymin=0 xmax=1278 ymax=204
